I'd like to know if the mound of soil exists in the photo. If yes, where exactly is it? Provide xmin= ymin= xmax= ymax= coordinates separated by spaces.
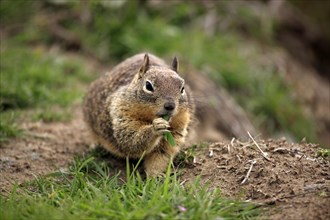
xmin=180 ymin=139 xmax=330 ymax=220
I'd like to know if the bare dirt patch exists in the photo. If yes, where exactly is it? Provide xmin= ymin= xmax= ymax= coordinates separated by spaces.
xmin=0 ymin=108 xmax=329 ymax=220
xmin=0 ymin=108 xmax=90 ymax=193
xmin=180 ymin=139 xmax=330 ymax=220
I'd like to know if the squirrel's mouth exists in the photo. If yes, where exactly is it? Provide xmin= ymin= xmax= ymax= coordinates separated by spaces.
xmin=156 ymin=109 xmax=175 ymax=118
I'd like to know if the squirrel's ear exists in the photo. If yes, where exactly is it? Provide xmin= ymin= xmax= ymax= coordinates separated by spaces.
xmin=139 ymin=54 xmax=150 ymax=78
xmin=171 ymin=56 xmax=179 ymax=72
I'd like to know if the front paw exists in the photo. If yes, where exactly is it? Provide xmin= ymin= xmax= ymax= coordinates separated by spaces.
xmin=152 ymin=118 xmax=170 ymax=136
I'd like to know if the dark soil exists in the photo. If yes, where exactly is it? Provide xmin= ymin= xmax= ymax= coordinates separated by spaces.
xmin=1 ymin=108 xmax=329 ymax=220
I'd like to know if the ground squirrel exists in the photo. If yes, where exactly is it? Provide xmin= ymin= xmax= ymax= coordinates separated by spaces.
xmin=83 ymin=53 xmax=194 ymax=176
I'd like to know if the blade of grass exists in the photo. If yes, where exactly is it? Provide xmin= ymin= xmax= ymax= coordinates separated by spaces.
xmin=162 ymin=115 xmax=176 ymax=147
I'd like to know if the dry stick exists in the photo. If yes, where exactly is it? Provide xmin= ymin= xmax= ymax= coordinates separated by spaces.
xmin=241 ymin=159 xmax=256 ymax=185
xmin=208 ymin=149 xmax=214 ymax=157
xmin=230 ymin=137 xmax=235 ymax=146
xmin=236 ymin=140 xmax=254 ymax=148
xmin=247 ymin=131 xmax=271 ymax=161
xmin=180 ymin=179 xmax=188 ymax=186
xmin=298 ymin=154 xmax=305 ymax=161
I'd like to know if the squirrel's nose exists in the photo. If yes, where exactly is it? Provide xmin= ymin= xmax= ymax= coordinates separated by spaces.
xmin=164 ymin=102 xmax=175 ymax=111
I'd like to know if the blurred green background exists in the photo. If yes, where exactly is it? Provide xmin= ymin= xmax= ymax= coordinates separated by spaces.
xmin=1 ymin=0 xmax=329 ymax=146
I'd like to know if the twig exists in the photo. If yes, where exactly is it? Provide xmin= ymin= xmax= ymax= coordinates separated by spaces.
xmin=247 ymin=131 xmax=271 ymax=161
xmin=208 ymin=149 xmax=214 ymax=157
xmin=236 ymin=140 xmax=254 ymax=148
xmin=242 ymin=143 xmax=255 ymax=148
xmin=273 ymin=147 xmax=290 ymax=154
xmin=298 ymin=154 xmax=305 ymax=161
xmin=180 ymin=179 xmax=188 ymax=186
xmin=241 ymin=160 xmax=256 ymax=185
xmin=209 ymin=142 xmax=221 ymax=148
xmin=230 ymin=137 xmax=235 ymax=146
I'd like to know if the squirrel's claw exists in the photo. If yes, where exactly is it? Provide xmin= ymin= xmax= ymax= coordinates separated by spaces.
xmin=152 ymin=118 xmax=171 ymax=135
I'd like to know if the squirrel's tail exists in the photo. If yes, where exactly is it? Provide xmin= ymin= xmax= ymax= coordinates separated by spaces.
xmin=182 ymin=64 xmax=258 ymax=143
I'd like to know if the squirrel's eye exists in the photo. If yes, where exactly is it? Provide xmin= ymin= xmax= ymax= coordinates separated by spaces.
xmin=145 ymin=80 xmax=154 ymax=92
xmin=181 ymin=86 xmax=185 ymax=94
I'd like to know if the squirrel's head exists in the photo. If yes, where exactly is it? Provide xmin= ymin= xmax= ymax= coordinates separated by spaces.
xmin=132 ymin=54 xmax=188 ymax=118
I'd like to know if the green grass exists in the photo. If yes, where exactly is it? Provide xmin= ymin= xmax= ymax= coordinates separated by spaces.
xmin=0 ymin=44 xmax=93 ymax=141
xmin=316 ymin=149 xmax=329 ymax=160
xmin=31 ymin=108 xmax=73 ymax=123
xmin=0 ymin=46 xmax=91 ymax=110
xmin=0 ymin=155 xmax=258 ymax=220
xmin=247 ymin=75 xmax=317 ymax=141
xmin=0 ymin=111 xmax=22 ymax=143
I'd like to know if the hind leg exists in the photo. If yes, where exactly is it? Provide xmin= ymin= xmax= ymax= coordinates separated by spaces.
xmin=143 ymin=145 xmax=180 ymax=177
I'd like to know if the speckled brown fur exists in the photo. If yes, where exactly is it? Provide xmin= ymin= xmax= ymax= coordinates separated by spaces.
xmin=83 ymin=53 xmax=194 ymax=176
